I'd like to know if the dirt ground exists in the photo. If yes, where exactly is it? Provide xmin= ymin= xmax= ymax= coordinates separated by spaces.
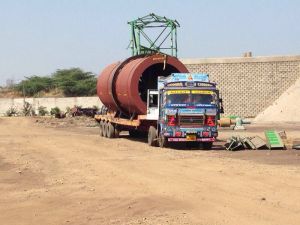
xmin=1 ymin=117 xmax=300 ymax=225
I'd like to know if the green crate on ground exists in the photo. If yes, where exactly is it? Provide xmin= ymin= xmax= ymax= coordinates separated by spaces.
xmin=264 ymin=130 xmax=284 ymax=149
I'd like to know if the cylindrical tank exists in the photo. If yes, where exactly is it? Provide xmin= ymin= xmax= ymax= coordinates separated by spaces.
xmin=97 ymin=54 xmax=188 ymax=116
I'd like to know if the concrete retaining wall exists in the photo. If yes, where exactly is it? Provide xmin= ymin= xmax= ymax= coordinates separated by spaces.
xmin=181 ymin=55 xmax=300 ymax=117
xmin=0 ymin=96 xmax=103 ymax=116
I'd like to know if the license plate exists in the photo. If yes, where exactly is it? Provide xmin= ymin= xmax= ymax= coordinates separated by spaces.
xmin=186 ymin=134 xmax=196 ymax=141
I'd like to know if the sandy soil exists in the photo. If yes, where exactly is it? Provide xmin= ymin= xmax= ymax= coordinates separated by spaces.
xmin=1 ymin=117 xmax=300 ymax=225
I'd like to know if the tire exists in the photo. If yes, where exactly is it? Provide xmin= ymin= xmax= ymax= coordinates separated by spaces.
xmin=202 ymin=142 xmax=213 ymax=150
xmin=148 ymin=126 xmax=157 ymax=146
xmin=106 ymin=122 xmax=115 ymax=138
xmin=158 ymin=133 xmax=168 ymax=148
xmin=102 ymin=121 xmax=107 ymax=137
xmin=99 ymin=120 xmax=104 ymax=137
xmin=101 ymin=120 xmax=107 ymax=137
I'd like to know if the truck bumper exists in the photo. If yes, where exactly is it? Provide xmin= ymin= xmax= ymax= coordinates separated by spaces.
xmin=167 ymin=137 xmax=215 ymax=142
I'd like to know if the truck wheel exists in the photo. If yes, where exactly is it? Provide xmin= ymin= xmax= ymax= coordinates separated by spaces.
xmin=106 ymin=122 xmax=115 ymax=138
xmin=99 ymin=120 xmax=104 ymax=136
xmin=101 ymin=120 xmax=107 ymax=137
xmin=102 ymin=121 xmax=108 ymax=137
xmin=202 ymin=142 xmax=213 ymax=150
xmin=148 ymin=126 xmax=157 ymax=147
xmin=158 ymin=133 xmax=168 ymax=148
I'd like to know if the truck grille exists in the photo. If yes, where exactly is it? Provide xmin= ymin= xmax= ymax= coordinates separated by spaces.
xmin=179 ymin=115 xmax=204 ymax=126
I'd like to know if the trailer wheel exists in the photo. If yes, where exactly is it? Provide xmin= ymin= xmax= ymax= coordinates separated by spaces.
xmin=106 ymin=122 xmax=115 ymax=138
xmin=99 ymin=120 xmax=104 ymax=137
xmin=148 ymin=126 xmax=157 ymax=147
xmin=202 ymin=142 xmax=213 ymax=150
xmin=102 ymin=121 xmax=108 ymax=137
xmin=101 ymin=120 xmax=107 ymax=137
xmin=158 ymin=133 xmax=168 ymax=148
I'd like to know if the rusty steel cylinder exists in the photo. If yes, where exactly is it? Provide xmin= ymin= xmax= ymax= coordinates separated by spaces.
xmin=97 ymin=54 xmax=188 ymax=116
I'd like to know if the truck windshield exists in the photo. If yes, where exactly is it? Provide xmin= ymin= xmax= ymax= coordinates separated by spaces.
xmin=165 ymin=90 xmax=216 ymax=107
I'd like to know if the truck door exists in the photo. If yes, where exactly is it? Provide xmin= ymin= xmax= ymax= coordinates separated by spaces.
xmin=146 ymin=90 xmax=159 ymax=120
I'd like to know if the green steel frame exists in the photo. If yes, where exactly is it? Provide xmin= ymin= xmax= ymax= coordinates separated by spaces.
xmin=128 ymin=13 xmax=180 ymax=57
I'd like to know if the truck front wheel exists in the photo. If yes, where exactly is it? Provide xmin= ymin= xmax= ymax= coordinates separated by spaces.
xmin=148 ymin=126 xmax=157 ymax=147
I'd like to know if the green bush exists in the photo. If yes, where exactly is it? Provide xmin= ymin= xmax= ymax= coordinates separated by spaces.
xmin=50 ymin=107 xmax=66 ymax=118
xmin=50 ymin=107 xmax=61 ymax=116
xmin=6 ymin=106 xmax=18 ymax=117
xmin=38 ymin=106 xmax=48 ymax=116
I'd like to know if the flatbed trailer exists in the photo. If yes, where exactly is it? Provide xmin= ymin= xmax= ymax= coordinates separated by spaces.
xmin=94 ymin=113 xmax=156 ymax=138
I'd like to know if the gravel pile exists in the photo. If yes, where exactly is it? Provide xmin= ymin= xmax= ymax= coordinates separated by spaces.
xmin=254 ymin=77 xmax=300 ymax=122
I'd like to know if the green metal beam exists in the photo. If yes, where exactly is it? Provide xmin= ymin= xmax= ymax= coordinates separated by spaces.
xmin=127 ymin=13 xmax=180 ymax=57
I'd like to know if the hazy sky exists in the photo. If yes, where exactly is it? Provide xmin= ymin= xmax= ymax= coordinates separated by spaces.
xmin=1 ymin=0 xmax=299 ymax=85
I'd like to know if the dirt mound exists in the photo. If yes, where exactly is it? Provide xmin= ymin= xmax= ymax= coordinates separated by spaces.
xmin=254 ymin=77 xmax=300 ymax=122
xmin=35 ymin=116 xmax=97 ymax=128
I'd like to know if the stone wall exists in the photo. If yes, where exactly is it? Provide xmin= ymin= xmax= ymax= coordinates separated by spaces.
xmin=0 ymin=96 xmax=102 ymax=116
xmin=181 ymin=55 xmax=300 ymax=117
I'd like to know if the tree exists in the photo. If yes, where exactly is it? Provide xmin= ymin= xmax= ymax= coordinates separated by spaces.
xmin=13 ymin=68 xmax=97 ymax=97
xmin=52 ymin=68 xmax=97 ymax=97
xmin=14 ymin=76 xmax=53 ymax=96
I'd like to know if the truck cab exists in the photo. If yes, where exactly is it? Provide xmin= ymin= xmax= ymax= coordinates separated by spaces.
xmin=147 ymin=73 xmax=223 ymax=149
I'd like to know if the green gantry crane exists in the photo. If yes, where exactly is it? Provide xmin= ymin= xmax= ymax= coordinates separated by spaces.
xmin=128 ymin=13 xmax=180 ymax=57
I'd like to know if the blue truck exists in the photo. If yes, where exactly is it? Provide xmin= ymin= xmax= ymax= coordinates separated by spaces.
xmin=146 ymin=73 xmax=223 ymax=148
